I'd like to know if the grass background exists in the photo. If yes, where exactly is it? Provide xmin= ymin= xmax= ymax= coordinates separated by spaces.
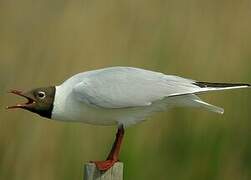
xmin=0 ymin=0 xmax=251 ymax=179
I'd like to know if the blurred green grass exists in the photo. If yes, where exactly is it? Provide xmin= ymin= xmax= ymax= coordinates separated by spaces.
xmin=0 ymin=0 xmax=251 ymax=179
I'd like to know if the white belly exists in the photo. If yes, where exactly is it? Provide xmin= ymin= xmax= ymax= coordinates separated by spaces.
xmin=51 ymin=90 xmax=176 ymax=127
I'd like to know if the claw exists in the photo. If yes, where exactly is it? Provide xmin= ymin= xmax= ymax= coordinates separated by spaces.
xmin=91 ymin=159 xmax=118 ymax=171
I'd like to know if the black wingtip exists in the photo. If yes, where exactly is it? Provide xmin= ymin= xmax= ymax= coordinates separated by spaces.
xmin=194 ymin=81 xmax=250 ymax=88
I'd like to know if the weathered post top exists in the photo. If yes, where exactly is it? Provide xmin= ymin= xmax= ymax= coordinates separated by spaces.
xmin=84 ymin=162 xmax=123 ymax=180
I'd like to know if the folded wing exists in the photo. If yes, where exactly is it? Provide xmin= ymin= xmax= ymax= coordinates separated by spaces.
xmin=72 ymin=67 xmax=249 ymax=109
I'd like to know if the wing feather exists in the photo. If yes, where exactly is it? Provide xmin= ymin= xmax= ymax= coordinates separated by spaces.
xmin=72 ymin=67 xmax=198 ymax=108
xmin=72 ymin=67 xmax=249 ymax=109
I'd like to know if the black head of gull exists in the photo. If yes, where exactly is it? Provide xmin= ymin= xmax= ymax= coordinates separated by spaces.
xmin=7 ymin=87 xmax=55 ymax=118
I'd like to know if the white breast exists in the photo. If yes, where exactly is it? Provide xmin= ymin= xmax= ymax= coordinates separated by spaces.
xmin=52 ymin=85 xmax=118 ymax=125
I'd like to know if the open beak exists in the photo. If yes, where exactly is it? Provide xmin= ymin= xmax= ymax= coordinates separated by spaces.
xmin=6 ymin=89 xmax=36 ymax=109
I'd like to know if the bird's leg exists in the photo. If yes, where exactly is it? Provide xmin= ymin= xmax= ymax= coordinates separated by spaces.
xmin=92 ymin=125 xmax=124 ymax=171
xmin=106 ymin=125 xmax=124 ymax=160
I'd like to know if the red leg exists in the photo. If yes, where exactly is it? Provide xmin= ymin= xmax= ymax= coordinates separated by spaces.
xmin=91 ymin=126 xmax=125 ymax=171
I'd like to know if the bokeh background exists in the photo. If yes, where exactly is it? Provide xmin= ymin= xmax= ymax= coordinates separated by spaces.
xmin=1 ymin=0 xmax=251 ymax=179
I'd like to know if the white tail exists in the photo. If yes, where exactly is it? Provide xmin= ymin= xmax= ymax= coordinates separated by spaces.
xmin=169 ymin=94 xmax=224 ymax=114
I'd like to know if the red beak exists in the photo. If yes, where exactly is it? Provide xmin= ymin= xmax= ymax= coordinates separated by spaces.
xmin=6 ymin=89 xmax=35 ymax=109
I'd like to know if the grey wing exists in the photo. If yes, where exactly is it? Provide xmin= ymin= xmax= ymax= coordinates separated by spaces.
xmin=72 ymin=67 xmax=201 ymax=108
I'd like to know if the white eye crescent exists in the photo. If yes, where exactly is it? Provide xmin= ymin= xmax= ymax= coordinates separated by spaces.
xmin=37 ymin=91 xmax=46 ymax=99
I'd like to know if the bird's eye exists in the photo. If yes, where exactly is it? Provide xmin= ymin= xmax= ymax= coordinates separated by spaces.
xmin=37 ymin=91 xmax=46 ymax=99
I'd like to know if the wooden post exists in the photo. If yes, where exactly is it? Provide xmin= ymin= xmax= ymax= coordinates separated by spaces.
xmin=84 ymin=162 xmax=123 ymax=180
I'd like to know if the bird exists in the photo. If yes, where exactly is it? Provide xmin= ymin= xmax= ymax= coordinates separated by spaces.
xmin=6 ymin=66 xmax=250 ymax=171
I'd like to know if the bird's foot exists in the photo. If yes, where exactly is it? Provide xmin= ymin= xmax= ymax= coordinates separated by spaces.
xmin=90 ymin=159 xmax=118 ymax=171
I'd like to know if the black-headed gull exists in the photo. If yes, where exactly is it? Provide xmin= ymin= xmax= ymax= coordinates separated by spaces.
xmin=7 ymin=66 xmax=250 ymax=170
